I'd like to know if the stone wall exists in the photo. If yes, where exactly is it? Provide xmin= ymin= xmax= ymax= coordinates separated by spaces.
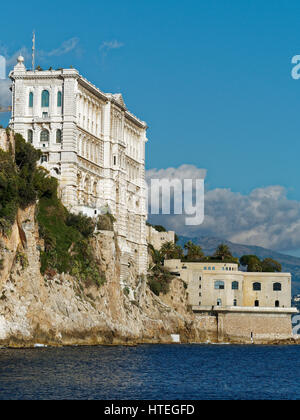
xmin=0 ymin=129 xmax=14 ymax=153
xmin=217 ymin=311 xmax=293 ymax=344
xmin=147 ymin=226 xmax=175 ymax=250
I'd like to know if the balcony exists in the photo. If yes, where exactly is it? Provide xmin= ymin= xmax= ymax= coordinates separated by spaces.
xmin=35 ymin=113 xmax=51 ymax=123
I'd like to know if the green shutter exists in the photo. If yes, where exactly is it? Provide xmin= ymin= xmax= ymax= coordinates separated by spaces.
xmin=29 ymin=92 xmax=33 ymax=107
xmin=41 ymin=90 xmax=49 ymax=107
xmin=57 ymin=91 xmax=62 ymax=107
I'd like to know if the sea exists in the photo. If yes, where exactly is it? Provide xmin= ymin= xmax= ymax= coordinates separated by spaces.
xmin=0 ymin=344 xmax=299 ymax=400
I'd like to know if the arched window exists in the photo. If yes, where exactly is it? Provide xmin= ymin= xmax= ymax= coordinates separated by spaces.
xmin=255 ymin=300 xmax=259 ymax=307
xmin=57 ymin=91 xmax=62 ymax=107
xmin=217 ymin=298 xmax=222 ymax=306
xmin=232 ymin=281 xmax=239 ymax=290
xmin=233 ymin=299 xmax=237 ymax=307
xmin=273 ymin=283 xmax=282 ymax=291
xmin=253 ymin=282 xmax=261 ymax=291
xmin=214 ymin=281 xmax=225 ymax=290
xmin=56 ymin=129 xmax=62 ymax=143
xmin=41 ymin=90 xmax=49 ymax=107
xmin=27 ymin=129 xmax=33 ymax=143
xmin=40 ymin=130 xmax=49 ymax=142
xmin=29 ymin=92 xmax=33 ymax=108
xmin=275 ymin=300 xmax=280 ymax=307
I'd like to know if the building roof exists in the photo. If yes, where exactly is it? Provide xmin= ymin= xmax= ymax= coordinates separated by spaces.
xmin=9 ymin=60 xmax=147 ymax=129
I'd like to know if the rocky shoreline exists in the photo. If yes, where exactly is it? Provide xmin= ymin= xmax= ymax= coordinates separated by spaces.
xmin=0 ymin=205 xmax=298 ymax=348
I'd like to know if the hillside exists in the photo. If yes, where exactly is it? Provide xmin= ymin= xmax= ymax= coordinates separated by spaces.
xmin=178 ymin=235 xmax=300 ymax=295
xmin=0 ymin=131 xmax=216 ymax=346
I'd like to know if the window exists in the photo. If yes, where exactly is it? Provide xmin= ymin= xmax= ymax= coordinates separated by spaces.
xmin=57 ymin=91 xmax=62 ymax=107
xmin=40 ymin=130 xmax=49 ymax=142
xmin=42 ymin=112 xmax=49 ymax=119
xmin=273 ymin=283 xmax=282 ymax=291
xmin=253 ymin=282 xmax=261 ymax=291
xmin=27 ymin=129 xmax=33 ymax=143
xmin=29 ymin=92 xmax=33 ymax=108
xmin=56 ymin=129 xmax=62 ymax=143
xmin=41 ymin=90 xmax=49 ymax=107
xmin=232 ymin=281 xmax=239 ymax=290
xmin=275 ymin=300 xmax=280 ymax=308
xmin=233 ymin=299 xmax=237 ymax=307
xmin=212 ymin=267 xmax=215 ymax=270
xmin=199 ymin=276 xmax=202 ymax=281
xmin=41 ymin=155 xmax=48 ymax=163
xmin=113 ymin=156 xmax=117 ymax=165
xmin=214 ymin=281 xmax=225 ymax=290
xmin=255 ymin=300 xmax=259 ymax=307
xmin=217 ymin=298 xmax=222 ymax=306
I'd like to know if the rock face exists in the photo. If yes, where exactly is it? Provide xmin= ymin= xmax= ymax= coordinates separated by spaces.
xmin=0 ymin=205 xmax=297 ymax=347
xmin=0 ymin=205 xmax=214 ymax=347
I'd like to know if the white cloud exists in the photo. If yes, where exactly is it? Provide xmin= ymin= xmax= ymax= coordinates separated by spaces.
xmin=0 ymin=38 xmax=80 ymax=71
xmin=100 ymin=40 xmax=124 ymax=51
xmin=41 ymin=37 xmax=79 ymax=57
xmin=146 ymin=165 xmax=300 ymax=252
xmin=5 ymin=47 xmax=31 ymax=67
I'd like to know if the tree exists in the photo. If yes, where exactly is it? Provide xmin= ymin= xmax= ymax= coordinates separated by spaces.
xmin=213 ymin=243 xmax=233 ymax=261
xmin=240 ymin=255 xmax=262 ymax=272
xmin=184 ymin=240 xmax=204 ymax=261
xmin=261 ymin=258 xmax=282 ymax=273
xmin=148 ymin=244 xmax=163 ymax=267
xmin=153 ymin=225 xmax=167 ymax=232
xmin=240 ymin=255 xmax=281 ymax=273
xmin=160 ymin=241 xmax=184 ymax=260
xmin=147 ymin=244 xmax=174 ymax=296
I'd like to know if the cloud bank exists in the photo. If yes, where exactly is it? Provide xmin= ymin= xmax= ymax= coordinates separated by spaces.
xmin=146 ymin=165 xmax=300 ymax=252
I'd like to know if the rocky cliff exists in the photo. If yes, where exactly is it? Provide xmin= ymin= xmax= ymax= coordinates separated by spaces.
xmin=0 ymin=204 xmax=218 ymax=347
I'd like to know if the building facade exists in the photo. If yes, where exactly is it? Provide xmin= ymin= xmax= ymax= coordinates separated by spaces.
xmin=164 ymin=259 xmax=297 ymax=342
xmin=9 ymin=56 xmax=148 ymax=279
xmin=146 ymin=225 xmax=175 ymax=251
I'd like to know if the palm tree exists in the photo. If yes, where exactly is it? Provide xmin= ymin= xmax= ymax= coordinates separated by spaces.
xmin=184 ymin=241 xmax=204 ymax=261
xmin=213 ymin=243 xmax=233 ymax=261
xmin=160 ymin=241 xmax=184 ymax=260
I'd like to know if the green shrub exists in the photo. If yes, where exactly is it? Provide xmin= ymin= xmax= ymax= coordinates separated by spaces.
xmin=148 ymin=279 xmax=162 ymax=296
xmin=37 ymin=196 xmax=105 ymax=287
xmin=16 ymin=251 xmax=29 ymax=269
xmin=66 ymin=212 xmax=95 ymax=238
xmin=147 ymin=267 xmax=173 ymax=296
xmin=0 ymin=131 xmax=106 ymax=288
xmin=96 ymin=213 xmax=116 ymax=231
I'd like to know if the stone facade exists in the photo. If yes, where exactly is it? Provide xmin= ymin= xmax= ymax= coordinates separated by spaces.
xmin=164 ymin=259 xmax=298 ymax=341
xmin=0 ymin=128 xmax=15 ymax=153
xmin=9 ymin=56 xmax=148 ymax=279
xmin=146 ymin=225 xmax=175 ymax=250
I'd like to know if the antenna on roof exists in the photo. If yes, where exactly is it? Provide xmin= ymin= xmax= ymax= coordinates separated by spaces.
xmin=32 ymin=30 xmax=35 ymax=71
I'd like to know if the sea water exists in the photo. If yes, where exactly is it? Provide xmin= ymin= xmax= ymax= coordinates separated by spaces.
xmin=0 ymin=344 xmax=299 ymax=400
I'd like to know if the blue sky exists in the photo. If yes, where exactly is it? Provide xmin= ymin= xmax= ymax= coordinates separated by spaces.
xmin=2 ymin=0 xmax=300 ymax=253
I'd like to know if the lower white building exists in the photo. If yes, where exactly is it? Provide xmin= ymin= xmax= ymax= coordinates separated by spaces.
xmin=9 ymin=56 xmax=149 ymax=279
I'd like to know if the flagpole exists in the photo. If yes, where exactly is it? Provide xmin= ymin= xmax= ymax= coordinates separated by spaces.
xmin=32 ymin=31 xmax=35 ymax=71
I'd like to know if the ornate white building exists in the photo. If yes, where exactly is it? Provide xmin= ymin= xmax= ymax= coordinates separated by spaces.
xmin=9 ymin=56 xmax=149 ymax=279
